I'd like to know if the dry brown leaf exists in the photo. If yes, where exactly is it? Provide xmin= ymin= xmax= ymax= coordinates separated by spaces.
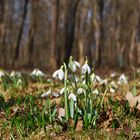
xmin=123 ymin=124 xmax=132 ymax=136
xmin=76 ymin=120 xmax=83 ymax=131
xmin=58 ymin=108 xmax=65 ymax=120
xmin=126 ymin=92 xmax=140 ymax=110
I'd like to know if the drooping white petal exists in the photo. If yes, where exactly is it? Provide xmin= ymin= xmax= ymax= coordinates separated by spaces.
xmin=58 ymin=69 xmax=64 ymax=80
xmin=90 ymin=73 xmax=95 ymax=81
xmin=118 ymin=74 xmax=128 ymax=85
xmin=82 ymin=63 xmax=91 ymax=74
xmin=74 ymin=61 xmax=80 ymax=68
xmin=69 ymin=60 xmax=80 ymax=72
xmin=52 ymin=92 xmax=59 ymax=97
xmin=41 ymin=89 xmax=51 ymax=97
xmin=110 ymin=88 xmax=115 ymax=93
xmin=10 ymin=71 xmax=16 ymax=77
xmin=93 ymin=89 xmax=99 ymax=94
xmin=52 ymin=70 xmax=59 ymax=78
xmin=68 ymin=93 xmax=77 ymax=101
xmin=53 ymin=69 xmax=64 ymax=80
xmin=71 ymin=63 xmax=77 ymax=72
xmin=110 ymin=81 xmax=118 ymax=89
xmin=110 ymin=72 xmax=117 ymax=78
xmin=96 ymin=75 xmax=102 ymax=82
xmin=0 ymin=70 xmax=5 ymax=78
xmin=60 ymin=87 xmax=65 ymax=94
xmin=31 ymin=68 xmax=45 ymax=76
xmin=77 ymin=88 xmax=85 ymax=94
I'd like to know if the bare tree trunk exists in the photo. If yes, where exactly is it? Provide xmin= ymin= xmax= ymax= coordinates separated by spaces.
xmin=98 ymin=0 xmax=104 ymax=67
xmin=0 ymin=0 xmax=5 ymax=65
xmin=14 ymin=0 xmax=29 ymax=63
xmin=50 ymin=0 xmax=59 ymax=70
xmin=78 ymin=1 xmax=88 ymax=64
xmin=129 ymin=29 xmax=136 ymax=66
xmin=64 ymin=0 xmax=80 ymax=64
xmin=92 ymin=0 xmax=100 ymax=66
xmin=27 ymin=0 xmax=38 ymax=66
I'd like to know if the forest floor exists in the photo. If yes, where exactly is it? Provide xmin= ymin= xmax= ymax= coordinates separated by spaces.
xmin=0 ymin=67 xmax=140 ymax=140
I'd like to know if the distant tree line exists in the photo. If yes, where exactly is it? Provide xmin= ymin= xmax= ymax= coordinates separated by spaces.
xmin=0 ymin=0 xmax=140 ymax=70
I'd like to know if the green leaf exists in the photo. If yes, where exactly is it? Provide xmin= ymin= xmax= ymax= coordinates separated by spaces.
xmin=132 ymin=86 xmax=137 ymax=96
xmin=69 ymin=99 xmax=74 ymax=119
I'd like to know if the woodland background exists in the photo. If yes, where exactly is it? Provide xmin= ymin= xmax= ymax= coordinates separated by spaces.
xmin=0 ymin=0 xmax=140 ymax=70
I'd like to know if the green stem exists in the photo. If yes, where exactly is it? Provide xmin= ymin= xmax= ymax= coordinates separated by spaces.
xmin=64 ymin=63 xmax=69 ymax=121
xmin=100 ymin=88 xmax=108 ymax=108
xmin=72 ymin=73 xmax=77 ymax=90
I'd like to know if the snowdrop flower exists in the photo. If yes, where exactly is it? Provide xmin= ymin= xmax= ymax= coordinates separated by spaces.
xmin=60 ymin=87 xmax=65 ymax=94
xmin=82 ymin=79 xmax=86 ymax=84
xmin=47 ymin=78 xmax=52 ymax=82
xmin=90 ymin=73 xmax=96 ymax=81
xmin=17 ymin=79 xmax=23 ymax=86
xmin=10 ymin=71 xmax=16 ymax=77
xmin=96 ymin=75 xmax=102 ymax=83
xmin=68 ymin=93 xmax=77 ymax=101
xmin=99 ymin=79 xmax=108 ymax=85
xmin=82 ymin=63 xmax=91 ymax=74
xmin=137 ymin=68 xmax=140 ymax=74
xmin=75 ymin=76 xmax=79 ymax=82
xmin=110 ymin=72 xmax=117 ymax=78
xmin=52 ymin=68 xmax=64 ymax=80
xmin=102 ymin=79 xmax=108 ymax=85
xmin=110 ymin=81 xmax=118 ymax=89
xmin=31 ymin=68 xmax=45 ymax=77
xmin=10 ymin=71 xmax=21 ymax=77
xmin=68 ymin=57 xmax=80 ymax=72
xmin=52 ymin=92 xmax=59 ymax=97
xmin=118 ymin=74 xmax=128 ymax=85
xmin=77 ymin=87 xmax=85 ymax=94
xmin=0 ymin=70 xmax=5 ymax=78
xmin=93 ymin=89 xmax=99 ymax=94
xmin=110 ymin=88 xmax=115 ymax=93
xmin=41 ymin=89 xmax=51 ymax=97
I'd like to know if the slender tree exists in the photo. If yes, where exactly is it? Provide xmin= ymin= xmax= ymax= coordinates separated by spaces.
xmin=64 ymin=0 xmax=81 ymax=64
xmin=50 ymin=0 xmax=59 ymax=69
xmin=14 ymin=0 xmax=29 ymax=62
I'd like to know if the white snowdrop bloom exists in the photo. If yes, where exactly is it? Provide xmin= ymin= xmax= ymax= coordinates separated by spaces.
xmin=10 ymin=71 xmax=16 ymax=77
xmin=82 ymin=79 xmax=86 ymax=84
xmin=96 ymin=75 xmax=102 ymax=83
xmin=77 ymin=87 xmax=85 ymax=94
xmin=52 ymin=92 xmax=59 ymax=97
xmin=60 ymin=87 xmax=65 ymax=94
xmin=47 ymin=78 xmax=52 ymax=82
xmin=68 ymin=93 xmax=77 ymax=101
xmin=93 ymin=89 xmax=99 ymax=95
xmin=10 ymin=71 xmax=21 ymax=77
xmin=110 ymin=81 xmax=118 ymax=89
xmin=0 ymin=70 xmax=5 ymax=78
xmin=82 ymin=63 xmax=91 ymax=74
xmin=118 ymin=74 xmax=128 ymax=85
xmin=137 ymin=68 xmax=140 ymax=74
xmin=138 ymin=81 xmax=140 ymax=85
xmin=41 ymin=89 xmax=51 ymax=97
xmin=100 ymin=79 xmax=108 ymax=85
xmin=103 ymin=79 xmax=108 ymax=85
xmin=75 ymin=76 xmax=79 ymax=82
xmin=110 ymin=88 xmax=115 ymax=93
xmin=68 ymin=60 xmax=80 ymax=72
xmin=90 ymin=73 xmax=96 ymax=81
xmin=17 ymin=79 xmax=23 ymax=85
xmin=110 ymin=72 xmax=117 ymax=78
xmin=31 ymin=68 xmax=45 ymax=77
xmin=52 ymin=69 xmax=64 ymax=80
